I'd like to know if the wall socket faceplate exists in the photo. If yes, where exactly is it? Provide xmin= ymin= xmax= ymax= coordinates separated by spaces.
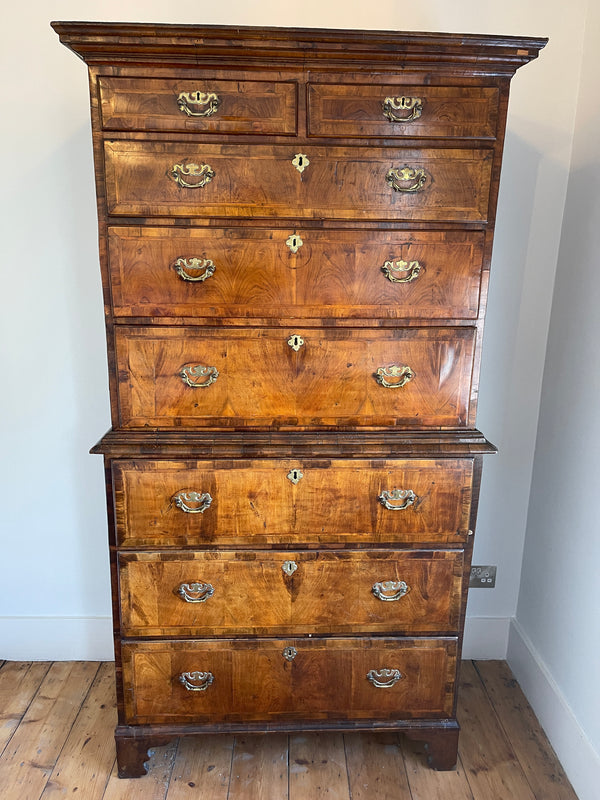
xmin=469 ymin=565 xmax=497 ymax=588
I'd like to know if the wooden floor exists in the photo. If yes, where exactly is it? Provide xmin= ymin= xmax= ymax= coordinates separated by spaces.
xmin=0 ymin=659 xmax=578 ymax=800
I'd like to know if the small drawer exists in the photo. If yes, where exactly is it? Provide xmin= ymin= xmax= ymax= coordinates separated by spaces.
xmin=104 ymin=141 xmax=493 ymax=222
xmin=118 ymin=549 xmax=465 ymax=637
xmin=108 ymin=227 xmax=485 ymax=321
xmin=98 ymin=76 xmax=297 ymax=134
xmin=308 ymin=83 xmax=499 ymax=139
xmin=114 ymin=325 xmax=476 ymax=429
xmin=112 ymin=458 xmax=474 ymax=547
xmin=121 ymin=637 xmax=457 ymax=724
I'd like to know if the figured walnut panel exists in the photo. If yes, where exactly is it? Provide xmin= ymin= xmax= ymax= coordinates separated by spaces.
xmin=98 ymin=76 xmax=297 ymax=134
xmin=308 ymin=84 xmax=499 ymax=139
xmin=118 ymin=549 xmax=464 ymax=636
xmin=114 ymin=326 xmax=476 ymax=428
xmin=112 ymin=458 xmax=474 ymax=546
xmin=104 ymin=141 xmax=493 ymax=222
xmin=121 ymin=637 xmax=457 ymax=724
xmin=108 ymin=227 xmax=485 ymax=320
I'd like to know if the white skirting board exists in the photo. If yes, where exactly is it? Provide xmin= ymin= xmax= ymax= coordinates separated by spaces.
xmin=508 ymin=618 xmax=600 ymax=800
xmin=0 ymin=614 xmax=509 ymax=661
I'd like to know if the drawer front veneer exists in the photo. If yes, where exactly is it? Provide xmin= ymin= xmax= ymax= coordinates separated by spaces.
xmin=99 ymin=76 xmax=297 ymax=134
xmin=113 ymin=458 xmax=474 ymax=546
xmin=114 ymin=325 xmax=476 ymax=429
xmin=108 ymin=227 xmax=485 ymax=320
xmin=118 ymin=549 xmax=465 ymax=636
xmin=104 ymin=141 xmax=493 ymax=222
xmin=308 ymin=83 xmax=499 ymax=139
xmin=121 ymin=637 xmax=458 ymax=724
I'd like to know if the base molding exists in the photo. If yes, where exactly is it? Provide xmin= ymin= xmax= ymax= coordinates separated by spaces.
xmin=508 ymin=618 xmax=600 ymax=800
xmin=115 ymin=719 xmax=460 ymax=778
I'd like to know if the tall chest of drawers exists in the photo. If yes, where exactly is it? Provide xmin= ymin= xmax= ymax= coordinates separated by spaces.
xmin=53 ymin=22 xmax=546 ymax=777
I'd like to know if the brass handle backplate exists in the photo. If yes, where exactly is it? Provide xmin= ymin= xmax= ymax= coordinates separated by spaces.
xmin=386 ymin=166 xmax=427 ymax=193
xmin=181 ymin=364 xmax=219 ymax=388
xmin=173 ymin=257 xmax=216 ymax=282
xmin=381 ymin=260 xmax=422 ymax=283
xmin=173 ymin=490 xmax=213 ymax=514
xmin=367 ymin=668 xmax=403 ymax=688
xmin=179 ymin=671 xmax=214 ymax=691
xmin=382 ymin=96 xmax=423 ymax=123
xmin=169 ymin=162 xmax=215 ymax=189
xmin=372 ymin=580 xmax=409 ymax=601
xmin=177 ymin=582 xmax=215 ymax=603
xmin=375 ymin=365 xmax=415 ymax=389
xmin=378 ymin=489 xmax=417 ymax=511
xmin=177 ymin=91 xmax=220 ymax=117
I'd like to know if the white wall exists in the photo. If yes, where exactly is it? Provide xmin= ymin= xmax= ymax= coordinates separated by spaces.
xmin=508 ymin=1 xmax=600 ymax=797
xmin=0 ymin=1 xmax=584 ymax=659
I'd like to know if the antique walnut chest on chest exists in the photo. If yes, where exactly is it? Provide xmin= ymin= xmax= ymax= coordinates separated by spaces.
xmin=52 ymin=22 xmax=546 ymax=777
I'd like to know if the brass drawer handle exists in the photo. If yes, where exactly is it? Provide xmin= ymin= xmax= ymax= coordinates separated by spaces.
xmin=179 ymin=671 xmax=214 ymax=692
xmin=367 ymin=668 xmax=403 ymax=688
xmin=181 ymin=364 xmax=219 ymax=388
xmin=375 ymin=365 xmax=415 ymax=389
xmin=386 ymin=166 xmax=427 ymax=193
xmin=372 ymin=580 xmax=409 ymax=601
xmin=173 ymin=257 xmax=216 ymax=283
xmin=177 ymin=582 xmax=215 ymax=603
xmin=282 ymin=560 xmax=298 ymax=576
xmin=381 ymin=259 xmax=422 ymax=283
xmin=169 ymin=162 xmax=215 ymax=189
xmin=173 ymin=490 xmax=213 ymax=514
xmin=378 ymin=489 xmax=417 ymax=511
xmin=177 ymin=91 xmax=220 ymax=117
xmin=382 ymin=96 xmax=423 ymax=123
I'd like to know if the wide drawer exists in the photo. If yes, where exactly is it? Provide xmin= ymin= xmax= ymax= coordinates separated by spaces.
xmin=308 ymin=83 xmax=499 ymax=139
xmin=113 ymin=458 xmax=473 ymax=546
xmin=104 ymin=141 xmax=493 ymax=222
xmin=118 ymin=549 xmax=465 ymax=636
xmin=121 ymin=637 xmax=457 ymax=724
xmin=114 ymin=325 xmax=476 ymax=428
xmin=108 ymin=227 xmax=485 ymax=320
xmin=98 ymin=76 xmax=297 ymax=134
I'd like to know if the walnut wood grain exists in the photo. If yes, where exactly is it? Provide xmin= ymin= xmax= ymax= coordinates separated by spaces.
xmin=118 ymin=549 xmax=464 ymax=636
xmin=114 ymin=325 xmax=476 ymax=429
xmin=120 ymin=637 xmax=457 ymax=724
xmin=104 ymin=142 xmax=493 ymax=222
xmin=108 ymin=227 xmax=485 ymax=320
xmin=112 ymin=458 xmax=473 ymax=547
xmin=308 ymin=84 xmax=499 ymax=139
xmin=99 ymin=76 xmax=297 ymax=134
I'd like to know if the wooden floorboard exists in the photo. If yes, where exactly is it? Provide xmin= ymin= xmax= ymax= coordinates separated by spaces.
xmin=0 ymin=660 xmax=579 ymax=800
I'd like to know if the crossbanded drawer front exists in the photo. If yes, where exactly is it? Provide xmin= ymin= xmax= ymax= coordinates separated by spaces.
xmin=118 ymin=549 xmax=464 ymax=637
xmin=108 ymin=227 xmax=485 ymax=320
xmin=113 ymin=458 xmax=473 ymax=547
xmin=308 ymin=83 xmax=499 ymax=139
xmin=98 ymin=76 xmax=298 ymax=134
xmin=104 ymin=141 xmax=492 ymax=222
xmin=121 ymin=637 xmax=457 ymax=724
xmin=114 ymin=325 xmax=476 ymax=428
